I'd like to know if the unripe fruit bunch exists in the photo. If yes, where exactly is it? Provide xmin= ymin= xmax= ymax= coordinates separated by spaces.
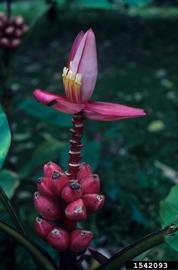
xmin=34 ymin=162 xmax=105 ymax=253
xmin=0 ymin=12 xmax=28 ymax=49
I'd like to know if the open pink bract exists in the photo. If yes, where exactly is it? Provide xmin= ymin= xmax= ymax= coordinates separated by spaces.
xmin=33 ymin=29 xmax=145 ymax=121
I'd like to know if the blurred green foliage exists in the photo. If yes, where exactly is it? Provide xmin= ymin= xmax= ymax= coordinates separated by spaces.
xmin=0 ymin=0 xmax=178 ymax=269
xmin=0 ymin=105 xmax=11 ymax=169
xmin=160 ymin=185 xmax=178 ymax=252
xmin=0 ymin=170 xmax=19 ymax=198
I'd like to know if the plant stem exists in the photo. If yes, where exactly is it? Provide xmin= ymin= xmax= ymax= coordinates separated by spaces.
xmin=68 ymin=112 xmax=84 ymax=180
xmin=0 ymin=187 xmax=26 ymax=236
xmin=6 ymin=238 xmax=16 ymax=270
xmin=46 ymin=0 xmax=57 ymax=20
xmin=98 ymin=225 xmax=178 ymax=270
xmin=6 ymin=0 xmax=12 ymax=18
xmin=0 ymin=221 xmax=56 ymax=270
xmin=1 ymin=48 xmax=13 ymax=112
xmin=60 ymin=251 xmax=82 ymax=270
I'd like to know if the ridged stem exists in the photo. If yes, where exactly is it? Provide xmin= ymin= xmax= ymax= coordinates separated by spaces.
xmin=68 ymin=112 xmax=84 ymax=180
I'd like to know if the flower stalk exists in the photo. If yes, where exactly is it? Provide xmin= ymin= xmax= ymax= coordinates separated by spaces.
xmin=59 ymin=251 xmax=82 ymax=270
xmin=68 ymin=112 xmax=84 ymax=180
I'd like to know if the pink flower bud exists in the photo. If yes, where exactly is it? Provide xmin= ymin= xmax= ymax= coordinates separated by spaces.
xmin=80 ymin=174 xmax=100 ymax=195
xmin=43 ymin=161 xmax=63 ymax=178
xmin=33 ymin=30 xmax=145 ymax=121
xmin=82 ymin=194 xmax=105 ymax=213
xmin=0 ymin=37 xmax=9 ymax=47
xmin=0 ymin=15 xmax=6 ymax=25
xmin=34 ymin=216 xmax=54 ymax=239
xmin=15 ymin=16 xmax=24 ymax=26
xmin=34 ymin=192 xmax=61 ymax=221
xmin=70 ymin=229 xmax=93 ymax=253
xmin=64 ymin=29 xmax=98 ymax=102
xmin=65 ymin=198 xmax=87 ymax=221
xmin=77 ymin=163 xmax=92 ymax=180
xmin=61 ymin=182 xmax=82 ymax=203
xmin=37 ymin=177 xmax=54 ymax=198
xmin=11 ymin=38 xmax=21 ymax=48
xmin=5 ymin=26 xmax=14 ymax=35
xmin=47 ymin=228 xmax=69 ymax=251
xmin=51 ymin=174 xmax=69 ymax=196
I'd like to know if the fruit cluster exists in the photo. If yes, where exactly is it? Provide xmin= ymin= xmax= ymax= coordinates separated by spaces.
xmin=34 ymin=162 xmax=105 ymax=253
xmin=0 ymin=12 xmax=28 ymax=49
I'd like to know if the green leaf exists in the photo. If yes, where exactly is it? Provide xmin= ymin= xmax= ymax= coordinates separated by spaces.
xmin=160 ymin=184 xmax=178 ymax=251
xmin=0 ymin=221 xmax=56 ymax=270
xmin=160 ymin=201 xmax=178 ymax=227
xmin=97 ymin=228 xmax=168 ymax=270
xmin=19 ymin=98 xmax=71 ymax=127
xmin=0 ymin=170 xmax=19 ymax=198
xmin=0 ymin=105 xmax=11 ymax=168
xmin=0 ymin=187 xmax=26 ymax=235
xmin=89 ymin=247 xmax=108 ymax=264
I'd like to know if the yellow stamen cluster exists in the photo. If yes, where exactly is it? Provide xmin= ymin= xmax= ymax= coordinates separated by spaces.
xmin=62 ymin=67 xmax=82 ymax=103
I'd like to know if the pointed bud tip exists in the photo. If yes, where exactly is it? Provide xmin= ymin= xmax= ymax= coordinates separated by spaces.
xmin=142 ymin=110 xmax=146 ymax=115
xmin=87 ymin=28 xmax=94 ymax=35
xmin=34 ymin=216 xmax=54 ymax=239
xmin=33 ymin=89 xmax=39 ymax=97
xmin=37 ymin=177 xmax=42 ymax=183
xmin=70 ymin=229 xmax=93 ymax=252
xmin=47 ymin=227 xmax=70 ymax=251
xmin=52 ymin=170 xmax=61 ymax=179
xmin=138 ymin=109 xmax=146 ymax=116
xmin=65 ymin=199 xmax=87 ymax=221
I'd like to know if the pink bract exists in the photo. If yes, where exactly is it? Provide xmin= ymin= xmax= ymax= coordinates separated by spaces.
xmin=33 ymin=29 xmax=146 ymax=121
xmin=70 ymin=29 xmax=98 ymax=101
xmin=67 ymin=31 xmax=84 ymax=67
